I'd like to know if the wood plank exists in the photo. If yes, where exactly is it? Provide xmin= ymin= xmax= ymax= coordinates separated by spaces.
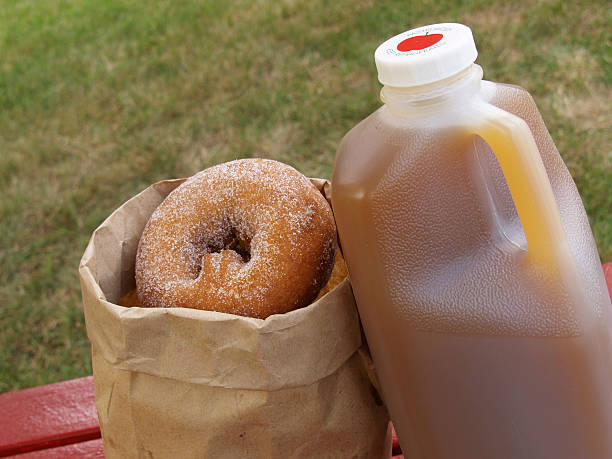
xmin=4 ymin=439 xmax=104 ymax=459
xmin=604 ymin=262 xmax=612 ymax=300
xmin=391 ymin=425 xmax=402 ymax=456
xmin=0 ymin=377 xmax=100 ymax=457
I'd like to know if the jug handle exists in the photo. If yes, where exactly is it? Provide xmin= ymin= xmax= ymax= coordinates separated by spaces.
xmin=471 ymin=102 xmax=568 ymax=266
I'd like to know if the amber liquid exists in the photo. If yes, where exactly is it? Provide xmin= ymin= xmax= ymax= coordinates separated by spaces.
xmin=332 ymin=79 xmax=612 ymax=458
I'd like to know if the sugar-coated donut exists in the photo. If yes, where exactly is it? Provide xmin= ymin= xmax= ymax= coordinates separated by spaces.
xmin=135 ymin=159 xmax=337 ymax=319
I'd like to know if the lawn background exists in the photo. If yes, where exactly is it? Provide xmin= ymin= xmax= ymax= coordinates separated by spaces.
xmin=1 ymin=0 xmax=610 ymax=392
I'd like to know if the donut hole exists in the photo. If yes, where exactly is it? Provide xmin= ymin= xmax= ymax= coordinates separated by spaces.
xmin=224 ymin=234 xmax=251 ymax=263
xmin=207 ymin=227 xmax=251 ymax=263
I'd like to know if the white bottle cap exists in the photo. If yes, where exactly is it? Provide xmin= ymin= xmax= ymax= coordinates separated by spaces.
xmin=374 ymin=23 xmax=478 ymax=87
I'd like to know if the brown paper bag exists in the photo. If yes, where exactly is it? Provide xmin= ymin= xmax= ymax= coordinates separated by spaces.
xmin=79 ymin=177 xmax=391 ymax=458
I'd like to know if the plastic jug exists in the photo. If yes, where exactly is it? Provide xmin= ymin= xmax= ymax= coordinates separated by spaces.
xmin=331 ymin=23 xmax=612 ymax=459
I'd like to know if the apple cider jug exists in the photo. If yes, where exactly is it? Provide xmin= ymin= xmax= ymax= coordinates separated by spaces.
xmin=331 ymin=23 xmax=612 ymax=459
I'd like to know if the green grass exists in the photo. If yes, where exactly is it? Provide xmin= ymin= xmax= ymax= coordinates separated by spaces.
xmin=1 ymin=0 xmax=610 ymax=392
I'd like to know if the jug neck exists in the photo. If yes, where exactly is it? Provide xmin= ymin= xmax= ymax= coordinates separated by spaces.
xmin=380 ymin=64 xmax=483 ymax=116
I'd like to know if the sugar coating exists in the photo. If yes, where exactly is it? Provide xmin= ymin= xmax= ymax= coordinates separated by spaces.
xmin=135 ymin=159 xmax=337 ymax=318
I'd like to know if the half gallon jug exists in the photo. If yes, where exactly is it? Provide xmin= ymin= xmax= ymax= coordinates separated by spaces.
xmin=331 ymin=23 xmax=612 ymax=459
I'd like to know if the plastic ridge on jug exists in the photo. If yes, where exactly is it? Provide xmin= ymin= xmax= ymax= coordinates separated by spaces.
xmin=332 ymin=23 xmax=612 ymax=459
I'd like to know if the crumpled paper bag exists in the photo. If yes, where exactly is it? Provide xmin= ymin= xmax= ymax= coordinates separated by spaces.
xmin=79 ymin=177 xmax=391 ymax=458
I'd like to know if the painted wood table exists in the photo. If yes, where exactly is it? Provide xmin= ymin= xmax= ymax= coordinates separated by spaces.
xmin=1 ymin=263 xmax=611 ymax=458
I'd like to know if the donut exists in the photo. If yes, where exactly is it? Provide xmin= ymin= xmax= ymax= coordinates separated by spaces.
xmin=135 ymin=158 xmax=337 ymax=319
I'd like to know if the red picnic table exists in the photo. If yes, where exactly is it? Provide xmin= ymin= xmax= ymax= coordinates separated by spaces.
xmin=1 ymin=263 xmax=611 ymax=458
xmin=0 ymin=376 xmax=403 ymax=458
